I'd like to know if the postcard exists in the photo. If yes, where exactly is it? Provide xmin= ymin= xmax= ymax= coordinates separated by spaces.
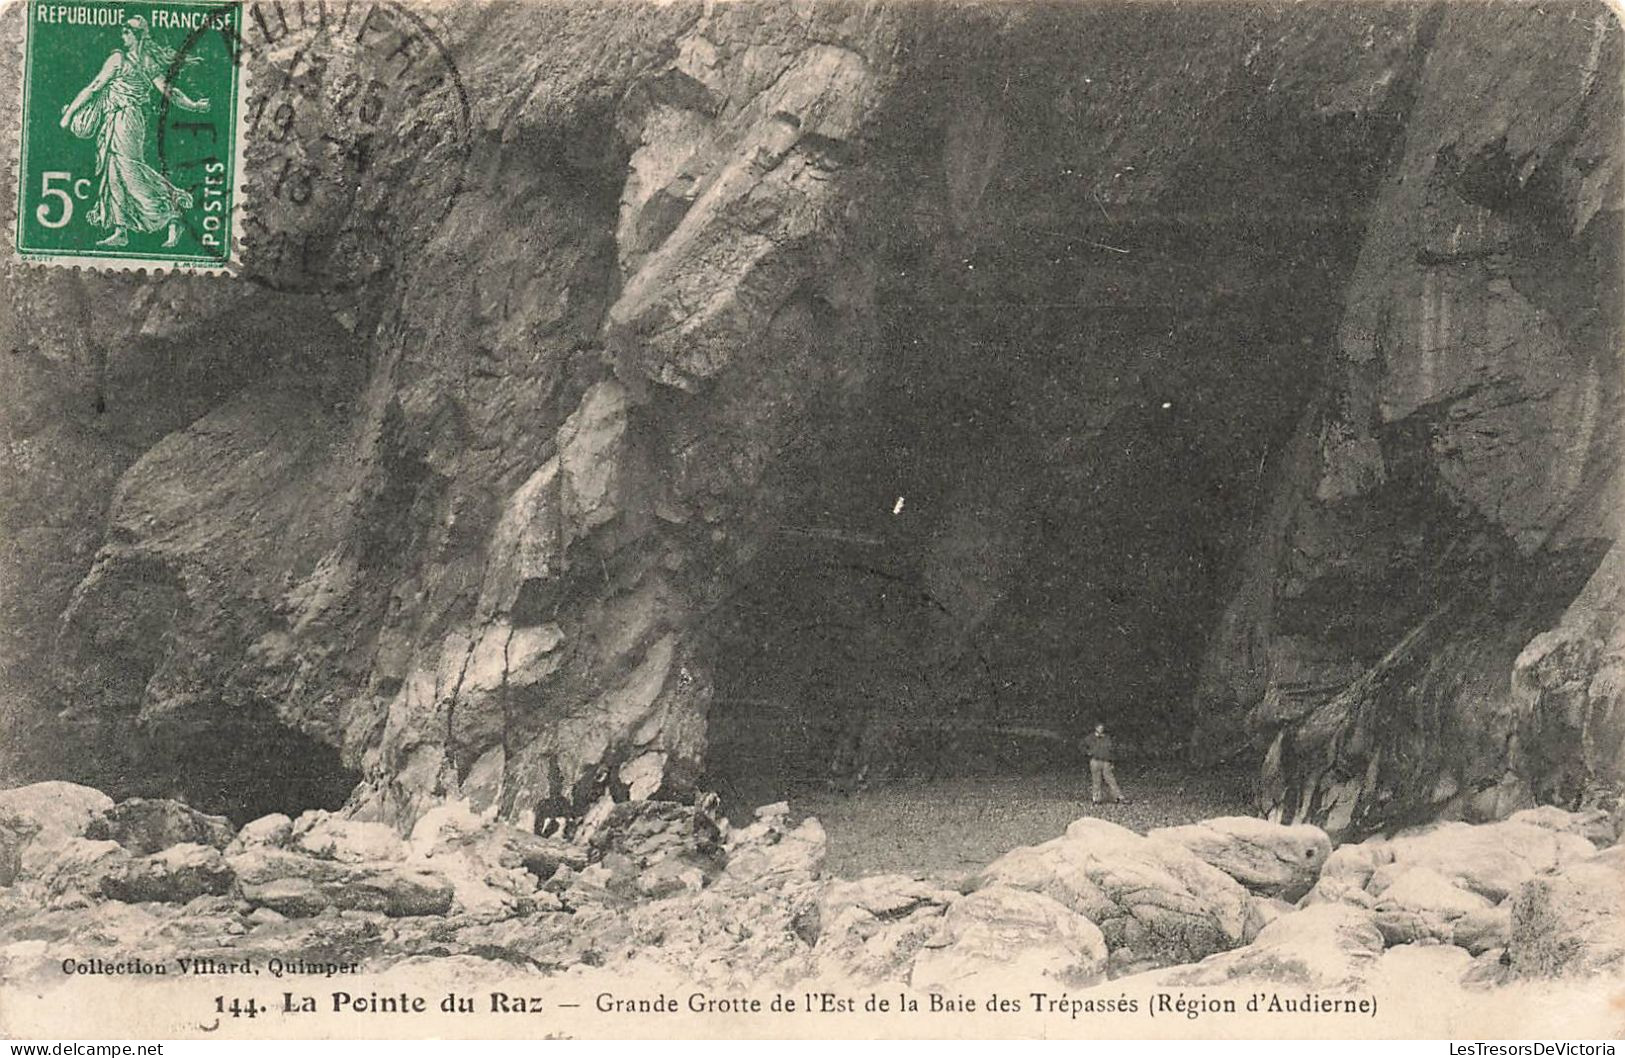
xmin=2 ymin=0 xmax=1622 ymax=1041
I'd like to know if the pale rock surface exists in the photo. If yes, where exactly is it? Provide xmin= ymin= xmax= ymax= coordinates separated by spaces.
xmin=1161 ymin=903 xmax=1385 ymax=990
xmin=227 ymin=813 xmax=293 ymax=853
xmin=0 ymin=782 xmax=114 ymax=886
xmin=911 ymin=886 xmax=1108 ymax=992
xmin=1303 ymin=819 xmax=1597 ymax=931
xmin=1507 ymin=845 xmax=1625 ymax=977
xmin=290 ymin=811 xmax=408 ymax=863
xmin=229 ymin=847 xmax=454 ymax=918
xmin=1505 ymin=806 xmax=1616 ymax=849
xmin=720 ymin=809 xmax=827 ymax=889
xmin=1150 ymin=816 xmax=1331 ymax=900
xmin=809 ymin=874 xmax=957 ymax=986
xmin=972 ymin=817 xmax=1252 ymax=965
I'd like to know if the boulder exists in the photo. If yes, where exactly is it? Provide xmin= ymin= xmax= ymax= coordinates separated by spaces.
xmin=99 ymin=844 xmax=236 ymax=904
xmin=407 ymin=806 xmax=588 ymax=914
xmin=0 ymin=782 xmax=115 ymax=885
xmin=911 ymin=886 xmax=1107 ymax=991
xmin=636 ymin=857 xmax=709 ymax=899
xmin=1301 ymin=840 xmax=1390 ymax=907
xmin=0 ymin=782 xmax=113 ymax=837
xmin=1505 ymin=806 xmax=1615 ymax=849
xmin=230 ymin=847 xmax=454 ymax=918
xmin=1164 ymin=903 xmax=1385 ymax=990
xmin=240 ymin=878 xmax=333 ymax=919
xmin=1242 ymin=896 xmax=1296 ymax=943
xmin=228 ymin=814 xmax=294 ymax=852
xmin=971 ymin=817 xmax=1252 ymax=965
xmin=722 ymin=816 xmax=827 ymax=889
xmin=1149 ymin=816 xmax=1330 ymax=900
xmin=1370 ymin=865 xmax=1494 ymax=945
xmin=1379 ymin=821 xmax=1595 ymax=902
xmin=1303 ymin=820 xmax=1597 ymax=919
xmin=415 ymin=815 xmax=585 ymax=882
xmin=85 ymin=799 xmax=235 ymax=855
xmin=290 ymin=812 xmax=407 ymax=862
xmin=809 ymin=874 xmax=957 ymax=985
xmin=247 ymin=906 xmax=288 ymax=927
xmin=561 ymin=860 xmax=636 ymax=906
xmin=36 ymin=837 xmax=133 ymax=902
xmin=1507 ymin=845 xmax=1625 ymax=977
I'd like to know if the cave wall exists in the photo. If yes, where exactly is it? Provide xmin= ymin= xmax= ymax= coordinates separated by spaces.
xmin=1203 ymin=4 xmax=1625 ymax=835
xmin=1 ymin=0 xmax=1619 ymax=835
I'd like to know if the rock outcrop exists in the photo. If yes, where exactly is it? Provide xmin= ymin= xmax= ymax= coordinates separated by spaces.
xmin=911 ymin=886 xmax=1108 ymax=991
xmin=5 ymin=781 xmax=1623 ymax=1009
xmin=85 ymin=799 xmax=236 ymax=856
xmin=1149 ymin=816 xmax=1331 ymax=900
xmin=0 ymin=783 xmax=113 ymax=887
xmin=1162 ymin=903 xmax=1385 ymax=991
xmin=971 ymin=818 xmax=1253 ymax=968
xmin=1225 ymin=5 xmax=1625 ymax=838
xmin=1507 ymin=845 xmax=1625 ymax=977
xmin=231 ymin=848 xmax=456 ymax=919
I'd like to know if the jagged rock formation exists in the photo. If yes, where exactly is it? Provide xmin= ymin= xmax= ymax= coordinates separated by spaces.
xmin=3 ymin=781 xmax=1623 ymax=1018
xmin=0 ymin=1 xmax=1619 ymax=836
xmin=1218 ymin=5 xmax=1625 ymax=836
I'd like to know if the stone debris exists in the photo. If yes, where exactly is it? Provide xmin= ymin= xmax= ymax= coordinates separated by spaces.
xmin=289 ymin=812 xmax=408 ymax=863
xmin=587 ymin=799 xmax=725 ymax=874
xmin=1 ymin=779 xmax=1622 ymax=996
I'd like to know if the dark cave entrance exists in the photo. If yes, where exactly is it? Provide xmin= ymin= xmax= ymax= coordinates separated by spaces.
xmin=62 ymin=701 xmax=361 ymax=826
xmin=703 ymin=61 xmax=1409 ymax=806
xmin=137 ymin=707 xmax=361 ymax=825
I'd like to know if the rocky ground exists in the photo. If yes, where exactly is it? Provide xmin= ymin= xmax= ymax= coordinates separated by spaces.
xmin=2 ymin=781 xmax=1623 ymax=1037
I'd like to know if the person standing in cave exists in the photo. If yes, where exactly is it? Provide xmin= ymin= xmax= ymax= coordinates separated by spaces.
xmin=1084 ymin=722 xmax=1127 ymax=805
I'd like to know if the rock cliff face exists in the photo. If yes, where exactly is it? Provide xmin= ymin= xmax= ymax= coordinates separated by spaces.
xmin=1218 ymin=4 xmax=1625 ymax=836
xmin=0 ymin=0 xmax=1619 ymax=836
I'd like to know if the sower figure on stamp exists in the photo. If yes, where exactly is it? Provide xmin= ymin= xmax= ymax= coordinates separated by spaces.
xmin=58 ymin=16 xmax=210 ymax=249
xmin=1083 ymin=722 xmax=1127 ymax=805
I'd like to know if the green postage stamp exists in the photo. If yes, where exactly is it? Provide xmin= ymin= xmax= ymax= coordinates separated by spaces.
xmin=14 ymin=0 xmax=243 ymax=271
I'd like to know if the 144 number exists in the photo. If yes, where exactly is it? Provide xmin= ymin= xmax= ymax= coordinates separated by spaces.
xmin=214 ymin=996 xmax=263 ymax=1019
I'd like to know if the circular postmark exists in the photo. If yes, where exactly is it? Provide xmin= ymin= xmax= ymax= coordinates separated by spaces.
xmin=159 ymin=0 xmax=472 ymax=292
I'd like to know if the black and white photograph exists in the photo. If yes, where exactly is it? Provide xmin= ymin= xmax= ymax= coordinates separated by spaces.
xmin=0 ymin=0 xmax=1621 ymax=1042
